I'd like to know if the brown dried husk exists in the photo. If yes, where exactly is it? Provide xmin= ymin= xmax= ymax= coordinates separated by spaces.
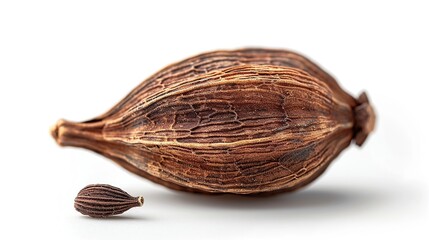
xmin=52 ymin=49 xmax=375 ymax=194
xmin=74 ymin=184 xmax=143 ymax=218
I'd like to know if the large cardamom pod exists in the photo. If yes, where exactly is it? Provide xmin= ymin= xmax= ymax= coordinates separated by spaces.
xmin=51 ymin=49 xmax=375 ymax=194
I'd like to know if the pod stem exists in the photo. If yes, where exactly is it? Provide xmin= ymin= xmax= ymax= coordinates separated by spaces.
xmin=50 ymin=119 xmax=106 ymax=150
xmin=353 ymin=92 xmax=376 ymax=146
xmin=137 ymin=196 xmax=144 ymax=206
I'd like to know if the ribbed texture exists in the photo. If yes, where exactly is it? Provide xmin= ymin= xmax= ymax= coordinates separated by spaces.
xmin=52 ymin=48 xmax=375 ymax=195
xmin=74 ymin=184 xmax=143 ymax=218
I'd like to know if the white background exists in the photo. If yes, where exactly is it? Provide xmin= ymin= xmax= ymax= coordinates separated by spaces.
xmin=1 ymin=1 xmax=428 ymax=239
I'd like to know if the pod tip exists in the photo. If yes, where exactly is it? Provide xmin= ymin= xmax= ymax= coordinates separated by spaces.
xmin=50 ymin=119 xmax=66 ymax=146
xmin=137 ymin=196 xmax=144 ymax=206
xmin=354 ymin=92 xmax=376 ymax=146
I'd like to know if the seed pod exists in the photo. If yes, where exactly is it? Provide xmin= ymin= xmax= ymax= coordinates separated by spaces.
xmin=52 ymin=49 xmax=375 ymax=194
xmin=74 ymin=184 xmax=143 ymax=218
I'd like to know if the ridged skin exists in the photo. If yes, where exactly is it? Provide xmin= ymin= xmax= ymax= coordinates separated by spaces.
xmin=52 ymin=49 xmax=375 ymax=194
xmin=74 ymin=184 xmax=143 ymax=218
xmin=95 ymin=48 xmax=357 ymax=122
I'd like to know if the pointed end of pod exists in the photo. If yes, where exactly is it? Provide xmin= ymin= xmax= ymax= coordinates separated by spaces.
xmin=354 ymin=92 xmax=376 ymax=147
xmin=137 ymin=196 xmax=144 ymax=207
xmin=50 ymin=119 xmax=67 ymax=146
xmin=50 ymin=119 xmax=105 ymax=147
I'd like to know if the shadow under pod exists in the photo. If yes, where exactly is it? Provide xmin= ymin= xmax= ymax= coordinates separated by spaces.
xmin=78 ymin=214 xmax=152 ymax=222
xmin=138 ymin=185 xmax=394 ymax=211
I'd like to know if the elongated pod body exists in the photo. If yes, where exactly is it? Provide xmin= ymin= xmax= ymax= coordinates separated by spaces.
xmin=52 ymin=49 xmax=375 ymax=194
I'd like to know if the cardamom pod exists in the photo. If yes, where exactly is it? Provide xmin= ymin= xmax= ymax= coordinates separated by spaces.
xmin=74 ymin=184 xmax=143 ymax=218
xmin=52 ymin=48 xmax=375 ymax=194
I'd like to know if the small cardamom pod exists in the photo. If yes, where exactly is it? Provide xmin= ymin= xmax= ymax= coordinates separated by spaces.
xmin=52 ymin=48 xmax=375 ymax=195
xmin=74 ymin=184 xmax=143 ymax=218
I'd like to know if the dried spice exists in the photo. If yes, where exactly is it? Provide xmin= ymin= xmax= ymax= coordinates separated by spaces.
xmin=52 ymin=48 xmax=375 ymax=194
xmin=74 ymin=184 xmax=143 ymax=218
